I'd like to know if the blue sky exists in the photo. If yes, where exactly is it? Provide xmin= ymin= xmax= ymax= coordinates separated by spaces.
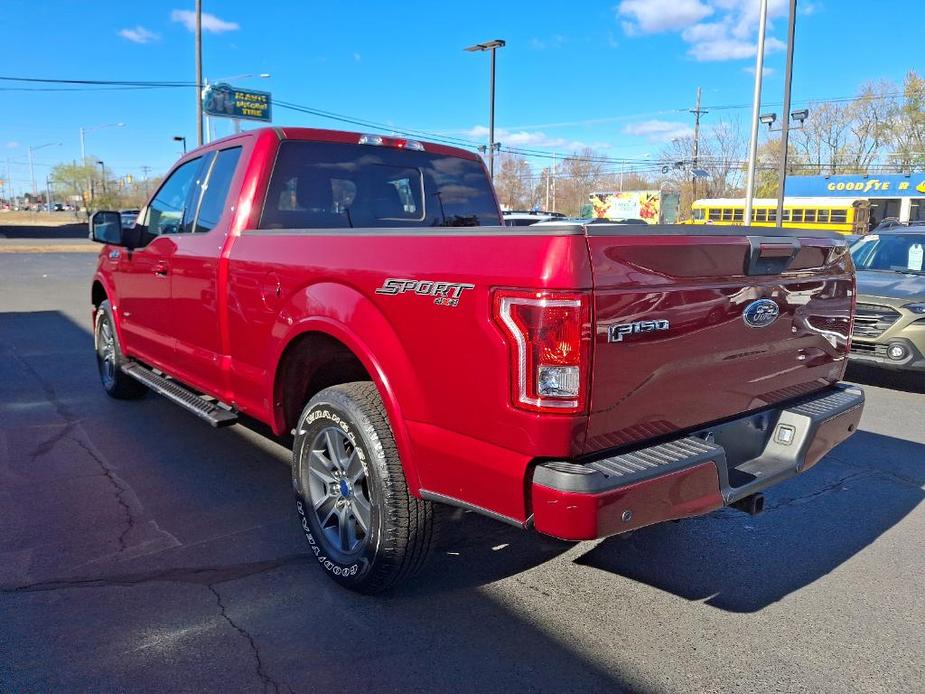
xmin=1 ymin=0 xmax=921 ymax=194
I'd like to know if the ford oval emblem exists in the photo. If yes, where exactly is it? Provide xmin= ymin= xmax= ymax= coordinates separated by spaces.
xmin=743 ymin=299 xmax=780 ymax=328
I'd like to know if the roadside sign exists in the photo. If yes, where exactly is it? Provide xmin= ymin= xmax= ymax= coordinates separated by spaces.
xmin=203 ymin=82 xmax=272 ymax=123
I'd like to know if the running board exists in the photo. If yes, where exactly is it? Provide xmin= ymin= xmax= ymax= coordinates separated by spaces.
xmin=121 ymin=362 xmax=238 ymax=428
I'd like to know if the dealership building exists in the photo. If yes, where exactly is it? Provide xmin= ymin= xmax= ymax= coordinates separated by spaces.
xmin=786 ymin=173 xmax=925 ymax=226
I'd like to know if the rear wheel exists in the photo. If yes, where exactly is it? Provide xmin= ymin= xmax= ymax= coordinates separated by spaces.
xmin=292 ymin=382 xmax=435 ymax=593
xmin=95 ymin=300 xmax=147 ymax=399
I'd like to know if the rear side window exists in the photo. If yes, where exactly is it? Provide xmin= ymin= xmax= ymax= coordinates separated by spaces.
xmin=194 ymin=147 xmax=242 ymax=234
xmin=259 ymin=141 xmax=499 ymax=229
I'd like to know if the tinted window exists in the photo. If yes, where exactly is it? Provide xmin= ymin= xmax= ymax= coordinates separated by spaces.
xmin=851 ymin=234 xmax=925 ymax=273
xmin=708 ymin=209 xmax=721 ymax=221
xmin=142 ymin=158 xmax=201 ymax=236
xmin=721 ymin=209 xmax=733 ymax=221
xmin=818 ymin=209 xmax=830 ymax=223
xmin=733 ymin=208 xmax=744 ymax=222
xmin=831 ymin=209 xmax=848 ymax=223
xmin=259 ymin=141 xmax=499 ymax=229
xmin=194 ymin=147 xmax=242 ymax=234
xmin=804 ymin=209 xmax=817 ymax=223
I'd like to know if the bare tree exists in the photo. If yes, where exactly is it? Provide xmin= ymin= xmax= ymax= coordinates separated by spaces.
xmin=492 ymin=153 xmax=535 ymax=210
xmin=887 ymin=70 xmax=925 ymax=171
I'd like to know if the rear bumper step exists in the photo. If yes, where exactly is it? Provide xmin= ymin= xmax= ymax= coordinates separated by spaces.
xmin=121 ymin=362 xmax=238 ymax=428
xmin=531 ymin=384 xmax=864 ymax=541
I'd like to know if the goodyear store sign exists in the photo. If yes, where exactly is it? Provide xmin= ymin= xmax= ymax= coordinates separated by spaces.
xmin=787 ymin=173 xmax=925 ymax=197
xmin=203 ymin=82 xmax=271 ymax=122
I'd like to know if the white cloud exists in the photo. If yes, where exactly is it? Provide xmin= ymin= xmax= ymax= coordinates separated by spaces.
xmin=617 ymin=0 xmax=713 ymax=34
xmin=170 ymin=9 xmax=239 ymax=33
xmin=617 ymin=0 xmax=790 ymax=61
xmin=353 ymin=53 xmax=362 ymax=62
xmin=743 ymin=65 xmax=776 ymax=77
xmin=465 ymin=126 xmax=589 ymax=152
xmin=118 ymin=26 xmax=159 ymax=44
xmin=623 ymin=120 xmax=694 ymax=142
xmin=5 ymin=141 xmax=19 ymax=149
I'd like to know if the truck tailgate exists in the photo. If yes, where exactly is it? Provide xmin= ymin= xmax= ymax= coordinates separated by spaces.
xmin=585 ymin=229 xmax=854 ymax=454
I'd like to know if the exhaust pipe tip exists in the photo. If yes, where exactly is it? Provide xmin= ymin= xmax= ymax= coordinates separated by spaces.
xmin=731 ymin=492 xmax=765 ymax=516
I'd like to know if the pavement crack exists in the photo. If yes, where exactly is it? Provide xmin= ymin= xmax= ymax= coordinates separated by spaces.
xmin=9 ymin=345 xmax=79 ymax=462
xmin=0 ymin=555 xmax=308 ymax=594
xmin=10 ymin=343 xmax=136 ymax=552
xmin=764 ymin=471 xmax=873 ymax=511
xmin=69 ymin=435 xmax=135 ymax=552
xmin=207 ymin=583 xmax=288 ymax=694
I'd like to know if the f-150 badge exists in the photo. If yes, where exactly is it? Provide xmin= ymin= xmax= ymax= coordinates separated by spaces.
xmin=609 ymin=319 xmax=670 ymax=343
xmin=375 ymin=278 xmax=475 ymax=307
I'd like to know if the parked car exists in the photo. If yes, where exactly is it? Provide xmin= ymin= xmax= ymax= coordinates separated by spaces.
xmin=88 ymin=126 xmax=863 ymax=593
xmin=502 ymin=211 xmax=561 ymax=226
xmin=849 ymin=230 xmax=925 ymax=371
xmin=119 ymin=209 xmax=140 ymax=228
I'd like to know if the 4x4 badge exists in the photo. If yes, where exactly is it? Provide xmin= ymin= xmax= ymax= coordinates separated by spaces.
xmin=375 ymin=278 xmax=475 ymax=307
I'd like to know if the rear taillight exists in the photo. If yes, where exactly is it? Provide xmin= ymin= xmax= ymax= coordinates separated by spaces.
xmin=492 ymin=289 xmax=591 ymax=413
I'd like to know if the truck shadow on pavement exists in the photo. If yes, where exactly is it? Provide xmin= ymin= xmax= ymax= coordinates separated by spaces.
xmin=573 ymin=429 xmax=925 ymax=613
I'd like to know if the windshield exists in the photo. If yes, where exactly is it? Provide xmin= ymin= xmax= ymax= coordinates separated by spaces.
xmin=259 ymin=141 xmax=500 ymax=229
xmin=850 ymin=234 xmax=925 ymax=274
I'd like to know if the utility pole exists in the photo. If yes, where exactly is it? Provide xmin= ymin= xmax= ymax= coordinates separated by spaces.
xmin=552 ymin=153 xmax=557 ymax=212
xmin=690 ymin=87 xmax=707 ymax=204
xmin=195 ymin=0 xmax=204 ymax=146
xmin=545 ymin=167 xmax=550 ymax=211
xmin=7 ymin=157 xmax=14 ymax=204
xmin=775 ymin=0 xmax=798 ymax=228
xmin=743 ymin=0 xmax=769 ymax=226
xmin=28 ymin=145 xmax=36 ymax=198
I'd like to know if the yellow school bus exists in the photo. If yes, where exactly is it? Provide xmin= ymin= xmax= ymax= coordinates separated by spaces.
xmin=690 ymin=197 xmax=871 ymax=234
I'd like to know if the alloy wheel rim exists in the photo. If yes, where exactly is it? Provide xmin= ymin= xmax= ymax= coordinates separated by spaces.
xmin=304 ymin=426 xmax=371 ymax=555
xmin=98 ymin=320 xmax=116 ymax=388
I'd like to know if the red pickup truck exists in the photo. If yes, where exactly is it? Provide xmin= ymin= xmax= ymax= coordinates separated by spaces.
xmin=89 ymin=127 xmax=864 ymax=593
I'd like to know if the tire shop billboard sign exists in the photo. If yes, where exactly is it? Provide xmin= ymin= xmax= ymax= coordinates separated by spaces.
xmin=203 ymin=82 xmax=271 ymax=122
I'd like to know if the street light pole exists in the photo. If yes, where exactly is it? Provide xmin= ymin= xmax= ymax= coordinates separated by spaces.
xmin=173 ymin=136 xmax=188 ymax=153
xmin=775 ymin=0 xmax=798 ymax=228
xmin=743 ymin=0 xmax=769 ymax=226
xmin=28 ymin=142 xmax=61 ymax=198
xmin=465 ymin=39 xmax=506 ymax=181
xmin=79 ymin=123 xmax=124 ymax=164
xmin=195 ymin=0 xmax=204 ymax=146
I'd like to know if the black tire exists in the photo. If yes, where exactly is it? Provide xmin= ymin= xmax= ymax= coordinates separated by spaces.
xmin=94 ymin=300 xmax=147 ymax=400
xmin=291 ymin=382 xmax=434 ymax=593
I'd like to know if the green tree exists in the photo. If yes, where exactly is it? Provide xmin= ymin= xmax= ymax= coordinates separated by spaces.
xmin=49 ymin=161 xmax=98 ymax=217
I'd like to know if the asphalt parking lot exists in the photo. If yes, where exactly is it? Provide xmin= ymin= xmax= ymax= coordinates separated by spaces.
xmin=1 ymin=244 xmax=923 ymax=693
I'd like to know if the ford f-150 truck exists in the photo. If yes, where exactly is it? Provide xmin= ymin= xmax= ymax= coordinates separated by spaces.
xmin=89 ymin=127 xmax=864 ymax=593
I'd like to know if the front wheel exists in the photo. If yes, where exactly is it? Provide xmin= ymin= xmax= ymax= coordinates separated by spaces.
xmin=94 ymin=300 xmax=147 ymax=400
xmin=291 ymin=382 xmax=435 ymax=593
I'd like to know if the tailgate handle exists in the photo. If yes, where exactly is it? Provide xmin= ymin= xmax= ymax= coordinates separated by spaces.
xmin=745 ymin=236 xmax=801 ymax=276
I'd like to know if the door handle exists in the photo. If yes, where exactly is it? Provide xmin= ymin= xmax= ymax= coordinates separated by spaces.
xmin=153 ymin=261 xmax=169 ymax=277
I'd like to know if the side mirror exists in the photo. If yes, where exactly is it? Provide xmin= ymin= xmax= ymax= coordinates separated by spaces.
xmin=89 ymin=210 xmax=126 ymax=246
